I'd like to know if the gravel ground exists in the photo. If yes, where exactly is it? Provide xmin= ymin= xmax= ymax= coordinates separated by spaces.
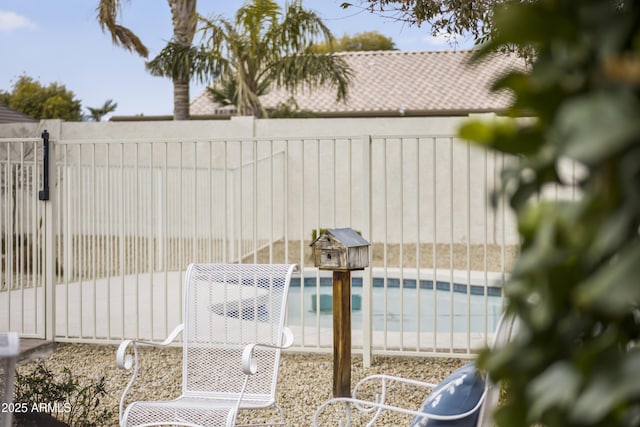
xmin=15 ymin=343 xmax=471 ymax=426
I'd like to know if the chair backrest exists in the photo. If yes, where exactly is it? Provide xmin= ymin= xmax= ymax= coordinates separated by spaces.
xmin=181 ymin=263 xmax=296 ymax=400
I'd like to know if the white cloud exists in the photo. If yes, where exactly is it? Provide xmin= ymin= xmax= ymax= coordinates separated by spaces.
xmin=0 ymin=10 xmax=37 ymax=32
xmin=424 ymin=31 xmax=461 ymax=48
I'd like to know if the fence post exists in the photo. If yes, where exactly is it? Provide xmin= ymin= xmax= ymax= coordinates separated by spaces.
xmin=332 ymin=270 xmax=352 ymax=397
xmin=41 ymin=121 xmax=59 ymax=341
xmin=362 ymin=135 xmax=373 ymax=367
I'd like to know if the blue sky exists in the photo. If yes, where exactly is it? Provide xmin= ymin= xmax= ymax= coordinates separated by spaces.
xmin=0 ymin=0 xmax=473 ymax=118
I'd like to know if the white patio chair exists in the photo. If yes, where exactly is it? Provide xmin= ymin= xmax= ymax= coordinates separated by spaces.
xmin=312 ymin=312 xmax=517 ymax=427
xmin=116 ymin=263 xmax=298 ymax=427
xmin=0 ymin=332 xmax=20 ymax=427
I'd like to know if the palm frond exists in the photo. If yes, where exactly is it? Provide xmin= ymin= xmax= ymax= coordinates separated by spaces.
xmin=198 ymin=14 xmax=235 ymax=73
xmin=236 ymin=0 xmax=280 ymax=32
xmin=275 ymin=1 xmax=334 ymax=54
xmin=207 ymin=74 xmax=238 ymax=106
xmin=146 ymin=42 xmax=220 ymax=84
xmin=198 ymin=14 xmax=228 ymax=47
xmin=87 ymin=99 xmax=118 ymax=121
xmin=271 ymin=53 xmax=352 ymax=102
xmin=208 ymin=72 xmax=270 ymax=107
xmin=96 ymin=0 xmax=119 ymax=30
xmin=96 ymin=0 xmax=148 ymax=57
xmin=112 ymin=25 xmax=149 ymax=57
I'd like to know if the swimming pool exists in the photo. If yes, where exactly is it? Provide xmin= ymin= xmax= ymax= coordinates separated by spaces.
xmin=286 ymin=271 xmax=504 ymax=334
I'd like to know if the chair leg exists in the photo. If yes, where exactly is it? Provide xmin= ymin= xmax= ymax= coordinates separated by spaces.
xmin=234 ymin=403 xmax=286 ymax=426
xmin=271 ymin=403 xmax=286 ymax=426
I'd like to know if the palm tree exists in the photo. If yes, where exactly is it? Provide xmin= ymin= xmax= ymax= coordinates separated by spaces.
xmin=145 ymin=40 xmax=218 ymax=120
xmin=97 ymin=0 xmax=202 ymax=120
xmin=206 ymin=73 xmax=270 ymax=110
xmin=199 ymin=0 xmax=352 ymax=117
xmin=86 ymin=99 xmax=118 ymax=121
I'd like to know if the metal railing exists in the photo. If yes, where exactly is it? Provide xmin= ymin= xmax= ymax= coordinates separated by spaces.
xmin=0 ymin=139 xmax=45 ymax=339
xmin=0 ymin=133 xmax=527 ymax=357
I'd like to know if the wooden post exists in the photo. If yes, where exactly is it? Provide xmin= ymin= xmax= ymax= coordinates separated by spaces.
xmin=310 ymin=228 xmax=369 ymax=397
xmin=333 ymin=270 xmax=351 ymax=397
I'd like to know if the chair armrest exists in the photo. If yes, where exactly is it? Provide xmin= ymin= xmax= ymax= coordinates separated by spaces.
xmin=228 ymin=327 xmax=294 ymax=417
xmin=314 ymin=375 xmax=438 ymax=426
xmin=314 ymin=373 xmax=490 ymax=427
xmin=313 ymin=395 xmax=475 ymax=427
xmin=352 ymin=374 xmax=437 ymax=406
xmin=115 ymin=324 xmax=184 ymax=425
xmin=241 ymin=326 xmax=294 ymax=375
xmin=116 ymin=323 xmax=184 ymax=370
xmin=354 ymin=374 xmax=437 ymax=392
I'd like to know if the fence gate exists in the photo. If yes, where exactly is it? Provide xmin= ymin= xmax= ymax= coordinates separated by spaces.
xmin=0 ymin=133 xmax=50 ymax=339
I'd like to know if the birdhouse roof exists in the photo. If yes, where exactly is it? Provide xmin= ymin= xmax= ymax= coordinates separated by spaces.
xmin=311 ymin=228 xmax=370 ymax=248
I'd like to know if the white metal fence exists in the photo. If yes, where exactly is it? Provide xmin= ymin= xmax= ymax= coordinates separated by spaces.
xmin=0 ymin=130 xmax=521 ymax=357
xmin=0 ymin=138 xmax=46 ymax=339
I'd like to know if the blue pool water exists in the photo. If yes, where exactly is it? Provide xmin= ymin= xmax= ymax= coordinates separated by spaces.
xmin=286 ymin=277 xmax=504 ymax=333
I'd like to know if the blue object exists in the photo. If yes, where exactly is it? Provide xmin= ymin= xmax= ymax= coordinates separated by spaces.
xmin=310 ymin=294 xmax=362 ymax=312
xmin=410 ymin=362 xmax=485 ymax=427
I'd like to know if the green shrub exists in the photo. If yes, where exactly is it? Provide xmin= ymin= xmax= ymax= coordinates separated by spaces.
xmin=14 ymin=362 xmax=112 ymax=426
xmin=461 ymin=1 xmax=640 ymax=426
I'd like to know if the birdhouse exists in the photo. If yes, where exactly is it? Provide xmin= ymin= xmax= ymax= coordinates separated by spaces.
xmin=310 ymin=228 xmax=370 ymax=271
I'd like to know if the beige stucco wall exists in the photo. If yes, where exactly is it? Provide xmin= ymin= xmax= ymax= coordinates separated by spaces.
xmin=0 ymin=115 xmax=467 ymax=139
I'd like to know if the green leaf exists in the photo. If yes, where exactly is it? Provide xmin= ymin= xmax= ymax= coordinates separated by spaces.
xmin=527 ymin=362 xmax=581 ymax=420
xmin=557 ymin=90 xmax=640 ymax=165
xmin=490 ymin=2 xmax=575 ymax=48
xmin=493 ymin=71 xmax=569 ymax=124
xmin=459 ymin=120 xmax=495 ymax=144
xmin=571 ymin=351 xmax=640 ymax=423
xmin=586 ymin=208 xmax=634 ymax=265
xmin=575 ymin=240 xmax=640 ymax=315
xmin=460 ymin=118 xmax=544 ymax=156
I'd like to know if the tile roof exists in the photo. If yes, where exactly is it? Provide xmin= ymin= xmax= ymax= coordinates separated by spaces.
xmin=190 ymin=49 xmax=525 ymax=117
xmin=0 ymin=103 xmax=37 ymax=124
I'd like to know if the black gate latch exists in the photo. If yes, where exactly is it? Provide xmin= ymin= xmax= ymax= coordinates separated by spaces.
xmin=38 ymin=130 xmax=50 ymax=201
